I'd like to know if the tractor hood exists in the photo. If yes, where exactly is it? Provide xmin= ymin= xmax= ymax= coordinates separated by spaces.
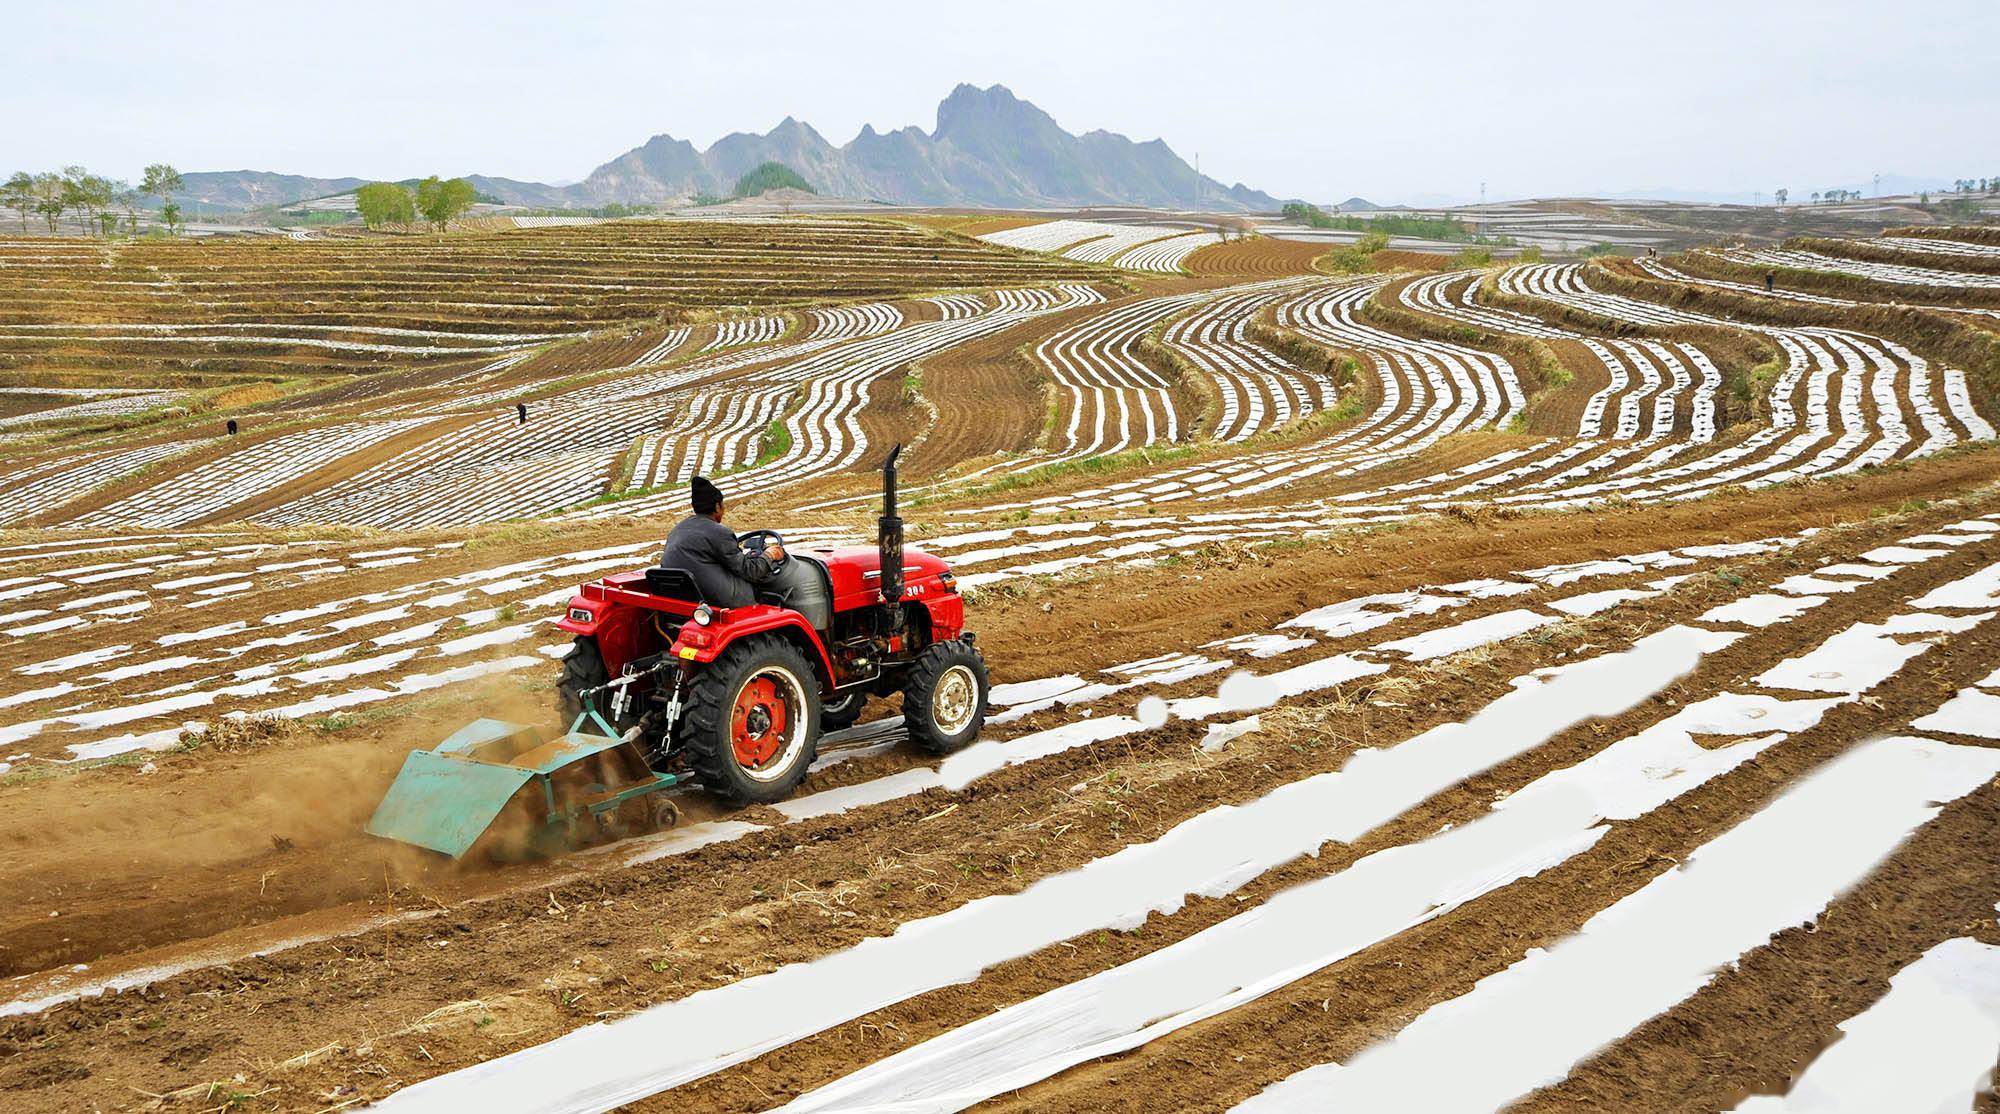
xmin=809 ymin=544 xmax=951 ymax=608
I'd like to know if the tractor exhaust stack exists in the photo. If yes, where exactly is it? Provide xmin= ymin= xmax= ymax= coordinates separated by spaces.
xmin=878 ymin=444 xmax=905 ymax=612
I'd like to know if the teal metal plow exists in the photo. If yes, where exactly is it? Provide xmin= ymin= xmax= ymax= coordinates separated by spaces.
xmin=366 ymin=708 xmax=679 ymax=860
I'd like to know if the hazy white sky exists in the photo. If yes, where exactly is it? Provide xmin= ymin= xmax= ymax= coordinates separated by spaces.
xmin=5 ymin=0 xmax=1995 ymax=205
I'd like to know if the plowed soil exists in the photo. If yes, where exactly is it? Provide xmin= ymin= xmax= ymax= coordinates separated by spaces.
xmin=1184 ymin=237 xmax=1328 ymax=276
xmin=0 ymin=446 xmax=1994 ymax=1111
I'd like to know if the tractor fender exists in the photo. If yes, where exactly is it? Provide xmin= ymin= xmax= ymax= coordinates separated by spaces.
xmin=906 ymin=592 xmax=966 ymax=642
xmin=557 ymin=594 xmax=655 ymax=677
xmin=673 ymin=610 xmax=836 ymax=690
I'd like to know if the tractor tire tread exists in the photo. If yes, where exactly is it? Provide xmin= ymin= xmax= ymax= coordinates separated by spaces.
xmin=903 ymin=639 xmax=989 ymax=755
xmin=681 ymin=635 xmax=820 ymax=806
xmin=556 ymin=636 xmax=608 ymax=726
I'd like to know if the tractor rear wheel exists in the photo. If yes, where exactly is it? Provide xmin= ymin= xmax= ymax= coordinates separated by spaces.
xmin=681 ymin=636 xmax=821 ymax=806
xmin=556 ymin=637 xmax=639 ymax=734
xmin=903 ymin=639 xmax=989 ymax=755
xmin=556 ymin=637 xmax=606 ymax=722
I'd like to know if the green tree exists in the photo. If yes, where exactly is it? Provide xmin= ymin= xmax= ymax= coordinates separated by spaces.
xmin=118 ymin=185 xmax=142 ymax=233
xmin=2 ymin=172 xmax=32 ymax=231
xmin=731 ymin=162 xmax=815 ymax=198
xmin=354 ymin=182 xmax=416 ymax=228
xmin=141 ymin=164 xmax=183 ymax=231
xmin=60 ymin=166 xmax=91 ymax=233
xmin=1283 ymin=201 xmax=1338 ymax=229
xmin=414 ymin=176 xmax=476 ymax=231
xmin=31 ymin=172 xmax=66 ymax=232
xmin=161 ymin=201 xmax=184 ymax=236
xmin=59 ymin=167 xmax=117 ymax=236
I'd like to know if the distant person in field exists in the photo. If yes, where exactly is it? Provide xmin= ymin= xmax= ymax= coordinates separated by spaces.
xmin=659 ymin=476 xmax=784 ymax=608
xmin=1765 ymin=271 xmax=1775 ymax=292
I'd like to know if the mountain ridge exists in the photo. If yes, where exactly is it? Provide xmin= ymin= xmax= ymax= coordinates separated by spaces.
xmin=177 ymin=84 xmax=1285 ymax=213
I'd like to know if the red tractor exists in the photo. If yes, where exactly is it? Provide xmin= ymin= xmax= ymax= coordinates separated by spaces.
xmin=553 ymin=447 xmax=989 ymax=804
xmin=367 ymin=448 xmax=988 ymax=859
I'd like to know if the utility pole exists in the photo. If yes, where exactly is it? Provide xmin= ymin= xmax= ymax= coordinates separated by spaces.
xmin=1194 ymin=152 xmax=1201 ymax=212
xmin=1479 ymin=181 xmax=1487 ymax=207
xmin=1872 ymin=173 xmax=1880 ymax=197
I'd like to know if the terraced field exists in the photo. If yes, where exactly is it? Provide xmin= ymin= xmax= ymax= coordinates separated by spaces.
xmin=978 ymin=218 xmax=1228 ymax=273
xmin=0 ymin=219 xmax=1101 ymax=395
xmin=1 ymin=216 xmax=1997 ymax=1113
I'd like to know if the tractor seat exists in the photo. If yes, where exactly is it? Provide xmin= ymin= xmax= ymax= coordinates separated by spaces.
xmin=642 ymin=567 xmax=705 ymax=602
xmin=757 ymin=555 xmax=833 ymax=630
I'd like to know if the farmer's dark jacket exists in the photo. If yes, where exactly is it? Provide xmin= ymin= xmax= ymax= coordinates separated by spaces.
xmin=660 ymin=514 xmax=777 ymax=608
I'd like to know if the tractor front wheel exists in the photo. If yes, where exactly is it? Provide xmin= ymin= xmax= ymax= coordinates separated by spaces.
xmin=903 ymin=639 xmax=989 ymax=755
xmin=821 ymin=691 xmax=867 ymax=732
xmin=681 ymin=636 xmax=821 ymax=806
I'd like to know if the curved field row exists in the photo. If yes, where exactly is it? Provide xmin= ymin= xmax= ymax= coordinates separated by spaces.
xmin=568 ymin=284 xmax=1110 ymax=517
xmin=63 ymin=418 xmax=445 ymax=528
xmin=1399 ymin=270 xmax=1720 ymax=441
xmin=1875 ymin=234 xmax=2000 ymax=259
xmin=900 ymin=297 xmax=1087 ymax=474
xmin=394 ymin=329 xmax=690 ymax=417
xmin=807 ymin=302 xmax=902 ymax=340
xmin=935 ymin=250 xmax=1994 ymax=589
xmin=977 ymin=219 xmax=1120 ymax=254
xmin=1185 ymin=236 xmax=1329 ymax=276
xmin=979 ymin=219 xmax=1219 ymax=271
xmin=257 ymin=316 xmax=913 ymax=526
xmin=0 ymin=389 xmax=185 ymax=431
xmin=1013 ymin=288 xmax=1211 ymax=464
xmin=1718 ymin=246 xmax=2000 ymax=290
xmin=951 ymin=277 xmax=1525 ymax=519
xmin=1161 ymin=282 xmax=1337 ymax=441
xmin=1656 ymin=252 xmax=2000 ymax=323
xmin=0 ymin=440 xmax=208 ymax=525
xmin=254 ymin=405 xmax=671 ymax=529
xmin=924 ymin=293 xmax=988 ymax=320
xmin=1057 ymin=224 xmax=1199 ymax=265
xmin=700 ymin=314 xmax=788 ymax=351
xmin=1110 ymin=230 xmax=1223 ymax=272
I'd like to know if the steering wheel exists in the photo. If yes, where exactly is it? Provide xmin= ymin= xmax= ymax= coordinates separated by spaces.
xmin=736 ymin=529 xmax=789 ymax=568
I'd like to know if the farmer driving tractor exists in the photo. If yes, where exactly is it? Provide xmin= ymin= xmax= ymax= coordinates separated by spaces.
xmin=660 ymin=476 xmax=785 ymax=608
xmin=367 ymin=447 xmax=991 ymax=859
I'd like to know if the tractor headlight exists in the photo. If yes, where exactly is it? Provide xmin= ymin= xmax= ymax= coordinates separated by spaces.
xmin=693 ymin=603 xmax=713 ymax=626
xmin=568 ymin=607 xmax=593 ymax=623
xmin=937 ymin=570 xmax=957 ymax=591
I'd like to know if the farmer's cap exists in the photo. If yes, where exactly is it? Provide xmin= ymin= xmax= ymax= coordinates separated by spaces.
xmin=692 ymin=475 xmax=723 ymax=515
